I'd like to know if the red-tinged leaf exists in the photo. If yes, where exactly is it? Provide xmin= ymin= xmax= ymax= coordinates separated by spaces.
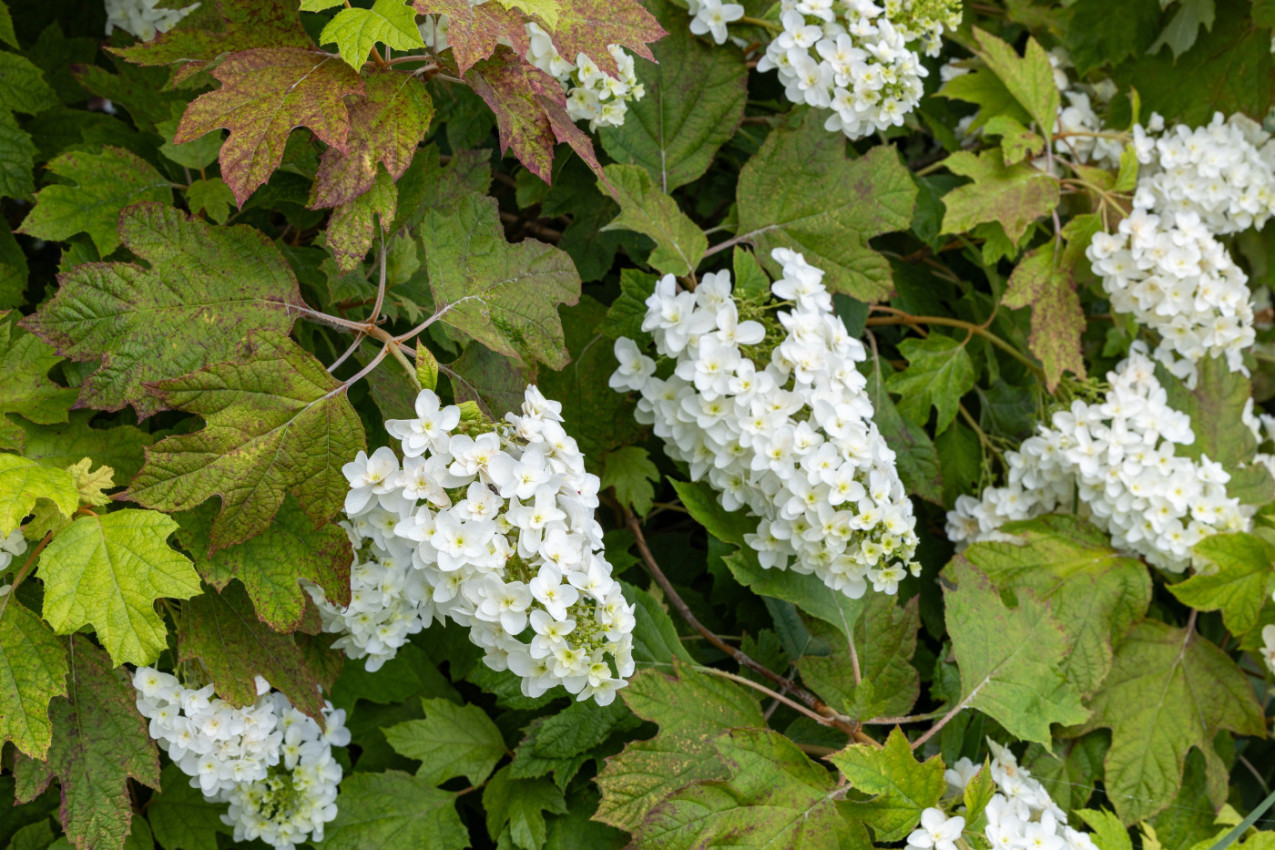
xmin=14 ymin=636 xmax=160 ymax=850
xmin=110 ymin=0 xmax=312 ymax=84
xmin=326 ymin=167 xmax=398 ymax=272
xmin=1003 ymin=239 xmax=1088 ymax=392
xmin=412 ymin=0 xmax=530 ymax=74
xmin=178 ymin=581 xmax=332 ymax=721
xmin=550 ymin=0 xmax=665 ymax=77
xmin=466 ymin=48 xmax=602 ymax=183
xmin=312 ymin=70 xmax=433 ymax=209
xmin=175 ymin=48 xmax=364 ymax=206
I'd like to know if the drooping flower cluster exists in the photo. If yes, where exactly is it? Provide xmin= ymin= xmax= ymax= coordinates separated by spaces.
xmin=310 ymin=386 xmax=637 ymax=706
xmin=1087 ymin=205 xmax=1255 ymax=379
xmin=946 ymin=345 xmax=1250 ymax=573
xmin=132 ymin=668 xmax=348 ymax=850
xmin=612 ymin=249 xmax=920 ymax=598
xmin=755 ymin=0 xmax=962 ymax=140
xmin=104 ymin=0 xmax=198 ymax=41
xmin=418 ymin=4 xmax=644 ymax=130
xmin=525 ymin=24 xmax=645 ymax=130
xmin=1132 ymin=112 xmax=1275 ymax=235
xmin=932 ymin=741 xmax=1101 ymax=850
xmin=1086 ymin=112 xmax=1275 ymax=381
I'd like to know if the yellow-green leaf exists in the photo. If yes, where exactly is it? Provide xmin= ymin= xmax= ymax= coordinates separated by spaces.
xmin=0 ymin=454 xmax=77 ymax=537
xmin=320 ymin=0 xmax=425 ymax=69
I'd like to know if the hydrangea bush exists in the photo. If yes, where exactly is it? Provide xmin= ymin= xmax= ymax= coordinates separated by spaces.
xmin=1 ymin=1 xmax=1275 ymax=849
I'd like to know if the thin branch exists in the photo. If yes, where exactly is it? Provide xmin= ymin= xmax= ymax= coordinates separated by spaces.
xmin=695 ymin=666 xmax=839 ymax=730
xmin=625 ymin=509 xmax=878 ymax=745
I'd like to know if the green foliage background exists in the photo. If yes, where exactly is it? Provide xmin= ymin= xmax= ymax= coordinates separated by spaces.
xmin=0 ymin=0 xmax=1273 ymax=848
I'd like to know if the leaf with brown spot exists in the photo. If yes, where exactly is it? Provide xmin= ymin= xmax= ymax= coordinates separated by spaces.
xmin=177 ymin=581 xmax=332 ymax=720
xmin=1003 ymin=239 xmax=1086 ymax=391
xmin=175 ymin=48 xmax=363 ymax=206
xmin=325 ymin=167 xmax=398 ymax=273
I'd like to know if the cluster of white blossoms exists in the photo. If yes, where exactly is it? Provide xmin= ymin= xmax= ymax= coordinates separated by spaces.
xmin=688 ymin=0 xmax=745 ymax=45
xmin=1049 ymin=52 xmax=1123 ymax=169
xmin=524 ymin=24 xmax=645 ymax=130
xmin=104 ymin=0 xmax=198 ymax=41
xmin=310 ymin=386 xmax=637 ymax=706
xmin=418 ymin=5 xmax=644 ymax=130
xmin=132 ymin=668 xmax=349 ymax=850
xmin=918 ymin=741 xmax=1100 ymax=850
xmin=946 ymin=345 xmax=1250 ymax=573
xmin=755 ymin=0 xmax=961 ymax=140
xmin=612 ymin=249 xmax=920 ymax=598
xmin=0 ymin=528 xmax=27 ymax=577
xmin=1087 ymin=112 xmax=1275 ymax=381
xmin=1132 ymin=112 xmax=1275 ymax=235
xmin=1088 ymin=204 xmax=1255 ymax=380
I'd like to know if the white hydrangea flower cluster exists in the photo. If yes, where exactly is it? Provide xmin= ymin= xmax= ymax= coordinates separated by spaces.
xmin=310 ymin=386 xmax=637 ymax=706
xmin=1049 ymin=52 xmax=1123 ymax=169
xmin=132 ymin=668 xmax=349 ymax=850
xmin=104 ymin=0 xmax=198 ymax=41
xmin=755 ymin=0 xmax=961 ymax=140
xmin=1132 ymin=112 xmax=1275 ymax=235
xmin=946 ymin=345 xmax=1250 ymax=573
xmin=417 ymin=3 xmax=644 ymax=131
xmin=1088 ymin=205 xmax=1255 ymax=379
xmin=611 ymin=249 xmax=920 ymax=598
xmin=935 ymin=741 xmax=1100 ymax=850
xmin=1086 ymin=112 xmax=1275 ymax=381
xmin=525 ymin=24 xmax=645 ymax=131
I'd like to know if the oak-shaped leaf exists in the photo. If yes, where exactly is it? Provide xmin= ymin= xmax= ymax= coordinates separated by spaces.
xmin=320 ymin=0 xmax=425 ymax=69
xmin=325 ymin=166 xmax=398 ymax=272
xmin=465 ymin=47 xmax=603 ymax=184
xmin=960 ymin=515 xmax=1152 ymax=696
xmin=321 ymin=771 xmax=469 ymax=850
xmin=127 ymin=332 xmax=366 ymax=549
xmin=885 ymin=335 xmax=976 ymax=434
xmin=601 ymin=163 xmax=706 ymax=277
xmin=1075 ymin=619 xmax=1266 ymax=824
xmin=829 ymin=728 xmax=946 ymax=842
xmin=736 ymin=110 xmax=917 ymax=301
xmin=177 ymin=580 xmax=332 ymax=720
xmin=940 ymin=148 xmax=1060 ymax=244
xmin=175 ymin=48 xmax=363 ymax=206
xmin=14 ymin=636 xmax=160 ymax=850
xmin=37 ymin=508 xmax=202 ymax=666
xmin=22 ymin=204 xmax=307 ymax=418
xmin=110 ymin=0 xmax=312 ymax=84
xmin=1003 ymin=233 xmax=1088 ymax=391
xmin=968 ymin=28 xmax=1060 ymax=137
xmin=0 ymin=314 xmax=78 ymax=452
xmin=418 ymin=192 xmax=580 ymax=369
xmin=599 ymin=0 xmax=747 ymax=192
xmin=18 ymin=147 xmax=173 ymax=256
xmin=412 ymin=0 xmax=530 ymax=74
xmin=943 ymin=558 xmax=1090 ymax=746
xmin=635 ymin=727 xmax=871 ymax=849
xmin=311 ymin=70 xmax=434 ymax=209
xmin=385 ymin=697 xmax=508 ymax=786
xmin=175 ymin=496 xmax=351 ymax=632
xmin=0 ymin=453 xmax=78 ymax=537
xmin=0 ymin=597 xmax=68 ymax=760
xmin=798 ymin=593 xmax=921 ymax=721
xmin=1170 ymin=532 xmax=1275 ymax=637
xmin=594 ymin=664 xmax=763 ymax=832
